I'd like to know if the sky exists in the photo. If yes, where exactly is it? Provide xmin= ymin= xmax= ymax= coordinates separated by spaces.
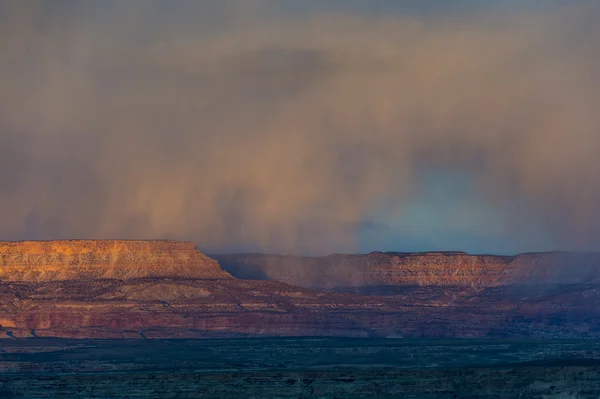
xmin=1 ymin=0 xmax=599 ymax=255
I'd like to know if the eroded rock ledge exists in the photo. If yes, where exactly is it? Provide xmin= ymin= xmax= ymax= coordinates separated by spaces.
xmin=214 ymin=251 xmax=600 ymax=289
xmin=1 ymin=240 xmax=599 ymax=339
xmin=0 ymin=240 xmax=232 ymax=281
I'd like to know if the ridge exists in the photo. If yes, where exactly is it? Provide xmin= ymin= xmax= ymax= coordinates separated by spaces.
xmin=0 ymin=240 xmax=232 ymax=281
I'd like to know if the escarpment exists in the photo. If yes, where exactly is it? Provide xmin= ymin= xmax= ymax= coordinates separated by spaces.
xmin=2 ymin=240 xmax=600 ymax=340
xmin=214 ymin=251 xmax=600 ymax=289
xmin=0 ymin=240 xmax=232 ymax=281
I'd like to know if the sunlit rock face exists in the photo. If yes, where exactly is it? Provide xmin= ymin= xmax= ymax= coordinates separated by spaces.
xmin=0 ymin=240 xmax=232 ymax=281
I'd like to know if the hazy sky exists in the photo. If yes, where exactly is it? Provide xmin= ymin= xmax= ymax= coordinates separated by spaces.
xmin=1 ymin=1 xmax=599 ymax=254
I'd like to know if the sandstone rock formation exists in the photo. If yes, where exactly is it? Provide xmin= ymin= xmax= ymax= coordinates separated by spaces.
xmin=0 ymin=240 xmax=231 ymax=281
xmin=214 ymin=251 xmax=600 ymax=290
xmin=1 ymin=240 xmax=600 ymax=339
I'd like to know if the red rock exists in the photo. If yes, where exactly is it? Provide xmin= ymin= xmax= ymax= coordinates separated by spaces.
xmin=1 ymin=241 xmax=600 ymax=339
xmin=0 ymin=240 xmax=231 ymax=281
xmin=214 ymin=251 xmax=600 ymax=289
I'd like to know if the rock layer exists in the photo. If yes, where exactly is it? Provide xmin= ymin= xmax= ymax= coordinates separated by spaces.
xmin=1 ymin=240 xmax=600 ymax=339
xmin=3 ymin=277 xmax=600 ymax=339
xmin=215 ymin=251 xmax=600 ymax=290
xmin=0 ymin=240 xmax=231 ymax=281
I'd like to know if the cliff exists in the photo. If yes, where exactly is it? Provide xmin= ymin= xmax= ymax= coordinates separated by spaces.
xmin=214 ymin=251 xmax=600 ymax=290
xmin=0 ymin=240 xmax=232 ymax=281
xmin=1 ymin=240 xmax=600 ymax=340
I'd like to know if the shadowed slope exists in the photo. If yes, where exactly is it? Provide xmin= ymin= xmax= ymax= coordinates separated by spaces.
xmin=214 ymin=251 xmax=600 ymax=290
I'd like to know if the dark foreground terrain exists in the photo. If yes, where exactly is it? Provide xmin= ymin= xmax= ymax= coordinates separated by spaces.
xmin=1 ymin=338 xmax=600 ymax=398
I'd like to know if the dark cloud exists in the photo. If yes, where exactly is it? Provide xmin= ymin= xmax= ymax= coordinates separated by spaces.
xmin=1 ymin=1 xmax=599 ymax=253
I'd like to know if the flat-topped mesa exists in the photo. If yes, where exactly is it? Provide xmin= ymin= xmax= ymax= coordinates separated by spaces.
xmin=215 ymin=251 xmax=600 ymax=289
xmin=360 ymin=252 xmax=514 ymax=287
xmin=362 ymin=251 xmax=600 ymax=287
xmin=215 ymin=252 xmax=515 ymax=289
xmin=0 ymin=240 xmax=233 ymax=281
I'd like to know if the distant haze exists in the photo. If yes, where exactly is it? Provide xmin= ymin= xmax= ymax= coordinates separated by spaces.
xmin=1 ymin=1 xmax=599 ymax=254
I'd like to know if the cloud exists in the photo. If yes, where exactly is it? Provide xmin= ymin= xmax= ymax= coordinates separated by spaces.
xmin=1 ymin=1 xmax=599 ymax=253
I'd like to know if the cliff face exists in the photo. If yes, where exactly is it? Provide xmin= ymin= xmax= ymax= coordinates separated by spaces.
xmin=215 ymin=251 xmax=600 ymax=290
xmin=2 ymin=240 xmax=600 ymax=340
xmin=0 ymin=240 xmax=232 ymax=281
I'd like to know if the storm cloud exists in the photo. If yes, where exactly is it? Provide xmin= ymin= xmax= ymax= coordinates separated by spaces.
xmin=1 ymin=1 xmax=599 ymax=253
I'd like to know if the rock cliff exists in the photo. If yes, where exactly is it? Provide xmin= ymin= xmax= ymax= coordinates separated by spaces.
xmin=0 ymin=240 xmax=232 ymax=281
xmin=1 ymin=240 xmax=600 ymax=339
xmin=214 ymin=251 xmax=600 ymax=290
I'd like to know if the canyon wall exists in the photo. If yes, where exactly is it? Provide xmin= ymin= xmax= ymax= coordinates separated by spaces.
xmin=215 ymin=251 xmax=600 ymax=289
xmin=0 ymin=240 xmax=232 ymax=281
xmin=1 ymin=240 xmax=600 ymax=339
